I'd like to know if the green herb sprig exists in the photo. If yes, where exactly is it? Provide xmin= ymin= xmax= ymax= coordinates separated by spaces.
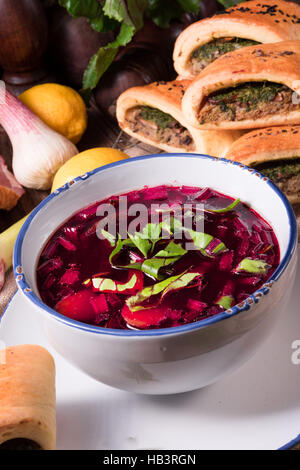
xmin=58 ymin=0 xmax=201 ymax=93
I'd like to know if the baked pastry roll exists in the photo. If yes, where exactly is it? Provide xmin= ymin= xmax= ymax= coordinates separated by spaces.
xmin=225 ymin=125 xmax=300 ymax=203
xmin=0 ymin=345 xmax=56 ymax=450
xmin=174 ymin=0 xmax=300 ymax=78
xmin=182 ymin=41 xmax=300 ymax=130
xmin=116 ymin=79 xmax=243 ymax=157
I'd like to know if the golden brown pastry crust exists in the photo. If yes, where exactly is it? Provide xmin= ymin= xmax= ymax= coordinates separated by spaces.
xmin=182 ymin=40 xmax=300 ymax=130
xmin=116 ymin=79 xmax=243 ymax=157
xmin=174 ymin=0 xmax=300 ymax=78
xmin=0 ymin=345 xmax=56 ymax=450
xmin=225 ymin=125 xmax=300 ymax=203
xmin=225 ymin=125 xmax=300 ymax=165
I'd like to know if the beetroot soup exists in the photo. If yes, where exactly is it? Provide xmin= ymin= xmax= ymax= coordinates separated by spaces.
xmin=36 ymin=185 xmax=280 ymax=330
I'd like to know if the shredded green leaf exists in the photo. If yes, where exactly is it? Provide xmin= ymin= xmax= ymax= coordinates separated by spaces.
xmin=216 ymin=295 xmax=234 ymax=309
xmin=126 ymin=271 xmax=201 ymax=312
xmin=235 ymin=258 xmax=270 ymax=275
xmin=205 ymin=198 xmax=240 ymax=214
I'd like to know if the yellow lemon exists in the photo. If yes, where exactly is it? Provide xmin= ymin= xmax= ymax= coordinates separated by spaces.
xmin=51 ymin=147 xmax=129 ymax=191
xmin=19 ymin=83 xmax=87 ymax=144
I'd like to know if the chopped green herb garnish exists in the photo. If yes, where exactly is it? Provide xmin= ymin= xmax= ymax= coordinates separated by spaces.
xmin=206 ymin=198 xmax=240 ymax=214
xmin=216 ymin=295 xmax=234 ymax=310
xmin=235 ymin=258 xmax=270 ymax=275
xmin=126 ymin=271 xmax=202 ymax=312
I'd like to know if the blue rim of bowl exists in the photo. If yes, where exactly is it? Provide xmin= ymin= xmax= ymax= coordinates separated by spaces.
xmin=13 ymin=153 xmax=298 ymax=337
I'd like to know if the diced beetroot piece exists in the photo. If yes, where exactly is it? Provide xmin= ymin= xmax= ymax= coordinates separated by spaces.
xmin=59 ymin=269 xmax=80 ymax=286
xmin=259 ymin=229 xmax=274 ymax=246
xmin=57 ymin=286 xmax=75 ymax=299
xmin=216 ymin=224 xmax=228 ymax=239
xmin=239 ymin=276 xmax=261 ymax=287
xmin=57 ymin=236 xmax=77 ymax=251
xmin=94 ymin=312 xmax=110 ymax=325
xmin=106 ymin=293 xmax=123 ymax=311
xmin=219 ymin=251 xmax=234 ymax=271
xmin=187 ymin=298 xmax=207 ymax=312
xmin=81 ymin=221 xmax=98 ymax=240
xmin=220 ymin=280 xmax=235 ymax=297
xmin=106 ymin=311 xmax=128 ymax=329
xmin=121 ymin=304 xmax=167 ymax=329
xmin=142 ymin=186 xmax=168 ymax=201
xmin=55 ymin=290 xmax=96 ymax=323
xmin=183 ymin=309 xmax=204 ymax=323
xmin=193 ymin=187 xmax=213 ymax=201
xmin=251 ymin=231 xmax=262 ymax=246
xmin=233 ymin=217 xmax=250 ymax=235
xmin=37 ymin=257 xmax=63 ymax=277
xmin=42 ymin=238 xmax=60 ymax=259
xmin=206 ymin=305 xmax=224 ymax=316
xmin=237 ymin=237 xmax=249 ymax=258
xmin=90 ymin=294 xmax=109 ymax=314
xmin=237 ymin=292 xmax=250 ymax=302
xmin=250 ymin=243 xmax=265 ymax=257
xmin=258 ymin=252 xmax=275 ymax=265
xmin=167 ymin=308 xmax=183 ymax=321
xmin=63 ymin=226 xmax=79 ymax=244
xmin=181 ymin=186 xmax=201 ymax=195
xmin=42 ymin=273 xmax=56 ymax=290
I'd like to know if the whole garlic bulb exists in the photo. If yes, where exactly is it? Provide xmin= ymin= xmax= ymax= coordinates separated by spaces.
xmin=0 ymin=81 xmax=79 ymax=190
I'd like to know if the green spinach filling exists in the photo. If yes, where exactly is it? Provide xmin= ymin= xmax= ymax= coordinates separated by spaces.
xmin=198 ymin=81 xmax=296 ymax=124
xmin=208 ymin=82 xmax=285 ymax=110
xmin=191 ymin=38 xmax=259 ymax=63
xmin=140 ymin=106 xmax=176 ymax=130
xmin=256 ymin=160 xmax=300 ymax=181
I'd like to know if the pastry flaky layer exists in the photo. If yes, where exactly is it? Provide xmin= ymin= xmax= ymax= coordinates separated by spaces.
xmin=225 ymin=125 xmax=300 ymax=203
xmin=174 ymin=0 xmax=300 ymax=78
xmin=0 ymin=345 xmax=56 ymax=450
xmin=116 ymin=79 xmax=244 ymax=158
xmin=182 ymin=40 xmax=300 ymax=130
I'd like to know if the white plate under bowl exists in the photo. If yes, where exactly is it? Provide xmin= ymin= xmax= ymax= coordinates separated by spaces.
xmin=1 ymin=247 xmax=300 ymax=450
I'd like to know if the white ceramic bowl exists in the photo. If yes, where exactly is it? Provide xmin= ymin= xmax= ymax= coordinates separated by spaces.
xmin=14 ymin=154 xmax=298 ymax=395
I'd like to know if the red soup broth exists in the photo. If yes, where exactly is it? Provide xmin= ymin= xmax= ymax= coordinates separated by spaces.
xmin=36 ymin=185 xmax=280 ymax=330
